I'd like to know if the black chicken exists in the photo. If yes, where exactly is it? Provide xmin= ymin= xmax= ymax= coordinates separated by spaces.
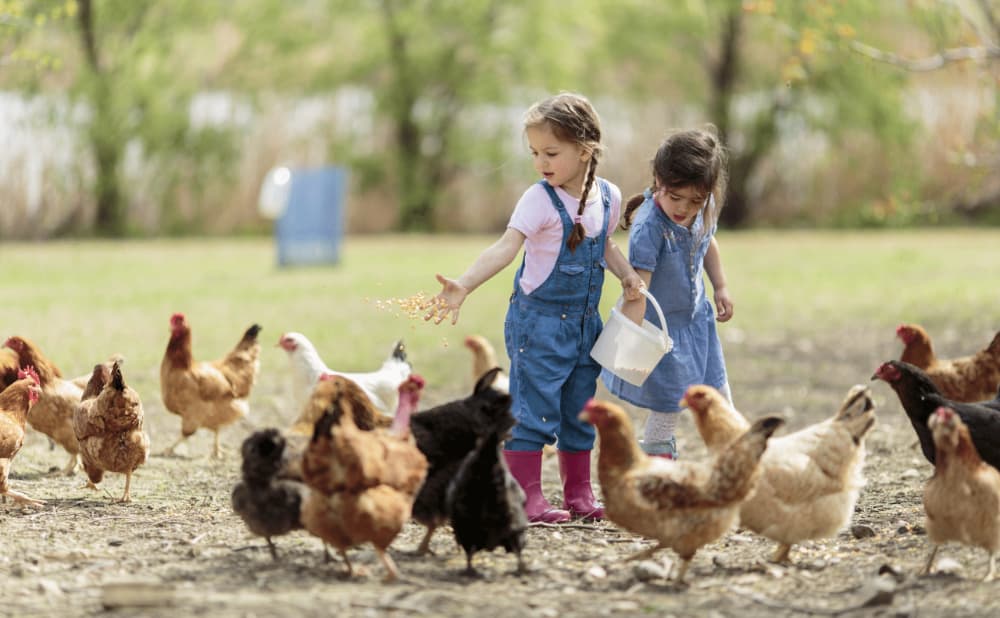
xmin=873 ymin=360 xmax=1000 ymax=469
xmin=445 ymin=405 xmax=527 ymax=576
xmin=232 ymin=428 xmax=307 ymax=560
xmin=410 ymin=368 xmax=512 ymax=554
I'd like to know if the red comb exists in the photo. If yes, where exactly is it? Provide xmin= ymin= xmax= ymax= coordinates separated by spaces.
xmin=18 ymin=365 xmax=40 ymax=385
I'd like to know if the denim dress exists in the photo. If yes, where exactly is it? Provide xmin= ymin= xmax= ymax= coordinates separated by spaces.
xmin=602 ymin=192 xmax=727 ymax=412
xmin=504 ymin=179 xmax=611 ymax=453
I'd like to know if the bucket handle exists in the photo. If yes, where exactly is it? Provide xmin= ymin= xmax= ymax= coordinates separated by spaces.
xmin=615 ymin=288 xmax=670 ymax=346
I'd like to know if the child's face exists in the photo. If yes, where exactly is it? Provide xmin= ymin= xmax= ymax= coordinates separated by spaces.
xmin=526 ymin=124 xmax=590 ymax=198
xmin=654 ymin=184 xmax=708 ymax=228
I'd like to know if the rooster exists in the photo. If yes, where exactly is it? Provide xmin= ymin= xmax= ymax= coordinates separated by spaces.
xmin=4 ymin=336 xmax=83 ymax=475
xmin=464 ymin=335 xmax=509 ymax=393
xmin=897 ymin=324 xmax=1000 ymax=402
xmin=300 ymin=387 xmax=428 ymax=581
xmin=72 ymin=361 xmax=150 ymax=502
xmin=923 ymin=406 xmax=1000 ymax=581
xmin=682 ymin=384 xmax=876 ymax=563
xmin=0 ymin=368 xmax=43 ymax=506
xmin=873 ymin=360 xmax=1000 ymax=470
xmin=581 ymin=398 xmax=783 ymax=583
xmin=160 ymin=314 xmax=262 ymax=458
xmin=232 ymin=429 xmax=308 ymax=561
xmin=278 ymin=332 xmax=411 ymax=415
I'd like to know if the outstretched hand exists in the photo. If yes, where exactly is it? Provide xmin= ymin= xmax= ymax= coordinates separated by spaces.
xmin=423 ymin=273 xmax=469 ymax=325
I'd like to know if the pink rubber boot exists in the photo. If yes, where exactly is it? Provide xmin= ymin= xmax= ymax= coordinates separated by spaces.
xmin=504 ymin=450 xmax=571 ymax=524
xmin=558 ymin=450 xmax=605 ymax=520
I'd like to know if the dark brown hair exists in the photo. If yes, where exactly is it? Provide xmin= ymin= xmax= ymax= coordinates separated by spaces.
xmin=622 ymin=126 xmax=728 ymax=230
xmin=524 ymin=93 xmax=603 ymax=251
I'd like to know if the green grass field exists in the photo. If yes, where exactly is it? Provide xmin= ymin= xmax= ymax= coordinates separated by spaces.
xmin=0 ymin=229 xmax=996 ymax=406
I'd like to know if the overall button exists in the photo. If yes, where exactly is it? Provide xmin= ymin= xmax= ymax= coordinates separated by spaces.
xmin=561 ymin=314 xmax=566 ymax=319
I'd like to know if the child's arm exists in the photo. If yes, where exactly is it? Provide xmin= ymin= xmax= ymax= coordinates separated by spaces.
xmin=427 ymin=228 xmax=526 ymax=325
xmin=604 ymin=239 xmax=644 ymax=300
xmin=704 ymin=237 xmax=734 ymax=322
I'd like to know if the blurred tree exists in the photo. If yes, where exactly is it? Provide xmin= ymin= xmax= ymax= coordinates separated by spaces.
xmin=598 ymin=0 xmax=915 ymax=228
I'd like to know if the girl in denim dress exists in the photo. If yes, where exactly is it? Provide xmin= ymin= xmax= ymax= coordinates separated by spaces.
xmin=428 ymin=93 xmax=644 ymax=523
xmin=603 ymin=127 xmax=735 ymax=459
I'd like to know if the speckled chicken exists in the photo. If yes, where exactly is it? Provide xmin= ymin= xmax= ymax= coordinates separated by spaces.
xmin=72 ymin=361 xmax=150 ymax=502
xmin=232 ymin=428 xmax=307 ymax=561
xmin=897 ymin=324 xmax=1000 ymax=402
xmin=581 ymin=398 xmax=783 ymax=583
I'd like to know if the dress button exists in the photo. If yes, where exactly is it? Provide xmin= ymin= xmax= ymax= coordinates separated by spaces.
xmin=519 ymin=348 xmax=524 ymax=353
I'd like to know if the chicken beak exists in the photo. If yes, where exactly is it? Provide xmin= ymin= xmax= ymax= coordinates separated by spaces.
xmin=578 ymin=410 xmax=589 ymax=423
xmin=678 ymin=395 xmax=688 ymax=409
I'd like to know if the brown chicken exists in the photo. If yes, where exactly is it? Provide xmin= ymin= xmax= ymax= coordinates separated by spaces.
xmin=580 ymin=398 xmax=783 ymax=583
xmin=160 ymin=314 xmax=262 ymax=458
xmin=4 ymin=336 xmax=83 ymax=474
xmin=288 ymin=374 xmax=393 ymax=437
xmin=683 ymin=384 xmax=876 ymax=563
xmin=464 ymin=335 xmax=509 ymax=393
xmin=300 ymin=386 xmax=428 ymax=581
xmin=0 ymin=368 xmax=43 ymax=506
xmin=923 ymin=406 xmax=1000 ymax=580
xmin=0 ymin=347 xmax=21 ymax=389
xmin=73 ymin=361 xmax=150 ymax=502
xmin=897 ymin=323 xmax=1000 ymax=402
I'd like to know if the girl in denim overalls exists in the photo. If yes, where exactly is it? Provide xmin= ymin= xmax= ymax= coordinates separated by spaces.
xmin=603 ymin=127 xmax=735 ymax=460
xmin=429 ymin=93 xmax=644 ymax=522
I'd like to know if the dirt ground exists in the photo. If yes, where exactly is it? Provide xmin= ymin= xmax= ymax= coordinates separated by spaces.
xmin=3 ymin=324 xmax=1000 ymax=618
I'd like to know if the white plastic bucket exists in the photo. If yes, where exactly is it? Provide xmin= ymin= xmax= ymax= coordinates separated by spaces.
xmin=591 ymin=288 xmax=673 ymax=386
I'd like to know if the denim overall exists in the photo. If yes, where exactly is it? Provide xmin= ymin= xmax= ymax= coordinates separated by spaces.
xmin=504 ymin=179 xmax=610 ymax=452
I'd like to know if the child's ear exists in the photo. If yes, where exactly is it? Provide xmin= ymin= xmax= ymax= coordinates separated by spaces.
xmin=578 ymin=146 xmax=592 ymax=163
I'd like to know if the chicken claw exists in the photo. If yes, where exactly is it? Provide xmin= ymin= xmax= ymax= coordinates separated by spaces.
xmin=3 ymin=489 xmax=45 ymax=507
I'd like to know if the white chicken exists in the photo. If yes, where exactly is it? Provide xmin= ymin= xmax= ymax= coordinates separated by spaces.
xmin=277 ymin=333 xmax=411 ymax=416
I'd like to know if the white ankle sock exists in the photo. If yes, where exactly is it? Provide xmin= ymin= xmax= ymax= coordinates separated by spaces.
xmin=643 ymin=411 xmax=678 ymax=443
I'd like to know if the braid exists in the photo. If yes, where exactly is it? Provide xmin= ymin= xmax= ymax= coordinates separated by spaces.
xmin=620 ymin=191 xmax=647 ymax=230
xmin=567 ymin=157 xmax=598 ymax=252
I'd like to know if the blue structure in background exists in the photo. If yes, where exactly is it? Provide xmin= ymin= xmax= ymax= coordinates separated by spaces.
xmin=274 ymin=166 xmax=347 ymax=267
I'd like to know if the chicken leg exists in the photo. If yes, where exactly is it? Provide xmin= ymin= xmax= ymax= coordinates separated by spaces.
xmin=375 ymin=548 xmax=400 ymax=583
xmin=120 ymin=471 xmax=134 ymax=503
xmin=625 ymin=541 xmax=665 ymax=562
xmin=771 ymin=542 xmax=793 ymax=564
xmin=61 ymin=453 xmax=80 ymax=476
xmin=3 ymin=488 xmax=45 ymax=507
xmin=415 ymin=526 xmax=436 ymax=555
xmin=921 ymin=545 xmax=939 ymax=576
xmin=985 ymin=553 xmax=997 ymax=582
xmin=160 ymin=433 xmax=190 ymax=457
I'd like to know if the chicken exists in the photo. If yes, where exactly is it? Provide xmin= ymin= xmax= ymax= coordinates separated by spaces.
xmin=232 ymin=428 xmax=308 ymax=561
xmin=897 ymin=323 xmax=1000 ymax=402
xmin=300 ymin=385 xmax=428 ymax=581
xmin=922 ymin=406 xmax=1000 ymax=581
xmin=445 ymin=398 xmax=527 ymax=575
xmin=0 ymin=368 xmax=43 ymax=506
xmin=4 ymin=336 xmax=83 ymax=475
xmin=410 ymin=367 xmax=512 ymax=555
xmin=72 ymin=361 xmax=150 ymax=502
xmin=0 ymin=347 xmax=21 ymax=390
xmin=278 ymin=332 xmax=411 ymax=415
xmin=580 ymin=398 xmax=783 ymax=583
xmin=464 ymin=335 xmax=509 ymax=393
xmin=873 ymin=360 xmax=1000 ymax=470
xmin=160 ymin=314 xmax=262 ymax=458
xmin=682 ymin=383 xmax=876 ymax=564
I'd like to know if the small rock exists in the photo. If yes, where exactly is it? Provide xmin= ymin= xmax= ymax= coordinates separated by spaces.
xmin=108 ymin=539 xmax=124 ymax=547
xmin=608 ymin=601 xmax=640 ymax=613
xmin=895 ymin=521 xmax=912 ymax=535
xmin=537 ymin=608 xmax=559 ymax=618
xmin=586 ymin=565 xmax=607 ymax=579
xmin=901 ymin=468 xmax=921 ymax=480
xmin=933 ymin=557 xmax=964 ymax=575
xmin=851 ymin=524 xmax=877 ymax=539
xmin=38 ymin=579 xmax=63 ymax=596
xmin=633 ymin=560 xmax=669 ymax=582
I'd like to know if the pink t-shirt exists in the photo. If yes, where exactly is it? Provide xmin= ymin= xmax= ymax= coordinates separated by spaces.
xmin=508 ymin=179 xmax=622 ymax=294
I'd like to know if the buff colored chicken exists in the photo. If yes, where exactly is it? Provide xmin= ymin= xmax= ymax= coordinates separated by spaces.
xmin=897 ymin=324 xmax=1000 ymax=402
xmin=4 ymin=336 xmax=83 ymax=475
xmin=73 ymin=361 xmax=150 ymax=502
xmin=923 ymin=406 xmax=1000 ymax=581
xmin=159 ymin=314 xmax=261 ymax=458
xmin=0 ymin=368 xmax=43 ymax=506
xmin=463 ymin=335 xmax=509 ymax=393
xmin=682 ymin=384 xmax=876 ymax=564
xmin=581 ymin=398 xmax=783 ymax=583
xmin=300 ymin=386 xmax=428 ymax=581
